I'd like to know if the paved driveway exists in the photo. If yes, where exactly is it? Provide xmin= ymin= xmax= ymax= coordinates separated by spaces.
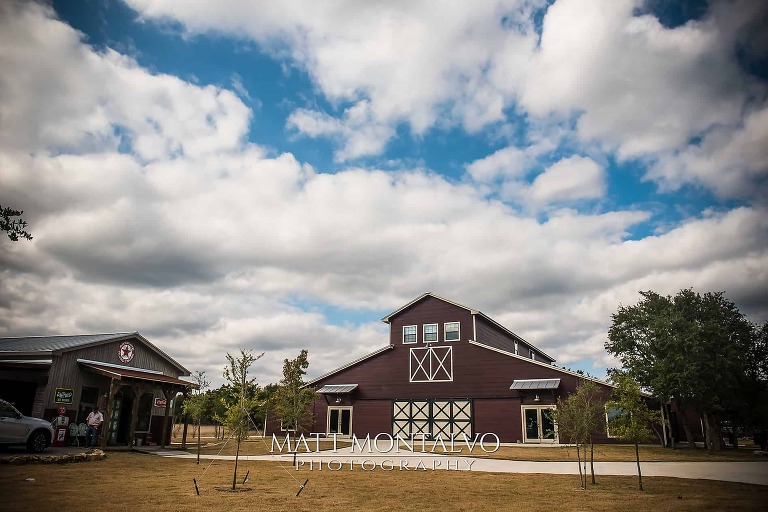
xmin=148 ymin=446 xmax=768 ymax=486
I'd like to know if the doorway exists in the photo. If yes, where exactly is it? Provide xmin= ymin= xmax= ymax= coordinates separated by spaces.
xmin=327 ymin=407 xmax=352 ymax=437
xmin=107 ymin=390 xmax=133 ymax=445
xmin=522 ymin=406 xmax=557 ymax=443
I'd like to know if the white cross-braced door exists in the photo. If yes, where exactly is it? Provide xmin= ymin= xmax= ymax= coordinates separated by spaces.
xmin=391 ymin=399 xmax=472 ymax=439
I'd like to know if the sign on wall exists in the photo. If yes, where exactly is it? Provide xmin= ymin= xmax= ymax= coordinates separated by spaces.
xmin=118 ymin=340 xmax=135 ymax=363
xmin=54 ymin=387 xmax=74 ymax=404
xmin=154 ymin=397 xmax=167 ymax=408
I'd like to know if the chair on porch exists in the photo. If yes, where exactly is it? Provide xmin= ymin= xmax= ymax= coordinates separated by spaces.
xmin=69 ymin=422 xmax=80 ymax=446
xmin=78 ymin=423 xmax=88 ymax=446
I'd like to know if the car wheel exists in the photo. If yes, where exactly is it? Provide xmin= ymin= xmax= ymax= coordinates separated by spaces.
xmin=26 ymin=430 xmax=50 ymax=453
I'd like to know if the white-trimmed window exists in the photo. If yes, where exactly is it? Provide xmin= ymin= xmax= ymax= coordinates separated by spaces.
xmin=403 ymin=325 xmax=417 ymax=344
xmin=444 ymin=322 xmax=460 ymax=342
xmin=423 ymin=323 xmax=438 ymax=342
xmin=605 ymin=406 xmax=624 ymax=438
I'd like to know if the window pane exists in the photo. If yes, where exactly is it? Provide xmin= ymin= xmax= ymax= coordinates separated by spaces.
xmin=445 ymin=322 xmax=459 ymax=341
xmin=424 ymin=324 xmax=437 ymax=342
xmin=403 ymin=325 xmax=417 ymax=343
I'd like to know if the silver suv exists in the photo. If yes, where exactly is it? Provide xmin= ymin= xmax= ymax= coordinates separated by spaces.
xmin=0 ymin=398 xmax=54 ymax=452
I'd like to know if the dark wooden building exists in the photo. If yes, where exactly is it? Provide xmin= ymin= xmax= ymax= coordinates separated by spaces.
xmin=279 ymin=293 xmax=618 ymax=444
xmin=0 ymin=332 xmax=193 ymax=447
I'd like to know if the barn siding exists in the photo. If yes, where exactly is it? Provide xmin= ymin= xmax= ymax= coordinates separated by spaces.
xmin=40 ymin=336 xmax=184 ymax=414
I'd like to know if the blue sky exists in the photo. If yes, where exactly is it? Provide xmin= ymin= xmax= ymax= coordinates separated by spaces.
xmin=1 ymin=0 xmax=766 ymax=385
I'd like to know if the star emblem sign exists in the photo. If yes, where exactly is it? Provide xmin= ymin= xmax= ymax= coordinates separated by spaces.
xmin=119 ymin=341 xmax=135 ymax=363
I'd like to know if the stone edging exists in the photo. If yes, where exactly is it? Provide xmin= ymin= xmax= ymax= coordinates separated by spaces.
xmin=0 ymin=449 xmax=106 ymax=465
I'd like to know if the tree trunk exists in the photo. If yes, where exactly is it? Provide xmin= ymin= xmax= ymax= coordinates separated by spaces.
xmin=196 ymin=417 xmax=201 ymax=465
xmin=576 ymin=443 xmax=585 ymax=489
xmin=635 ymin=441 xmax=643 ymax=491
xmin=590 ymin=437 xmax=595 ymax=485
xmin=702 ymin=412 xmax=721 ymax=453
xmin=678 ymin=409 xmax=696 ymax=449
xmin=232 ymin=437 xmax=241 ymax=490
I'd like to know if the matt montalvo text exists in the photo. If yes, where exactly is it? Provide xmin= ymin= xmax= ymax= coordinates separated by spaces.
xmin=270 ymin=432 xmax=500 ymax=472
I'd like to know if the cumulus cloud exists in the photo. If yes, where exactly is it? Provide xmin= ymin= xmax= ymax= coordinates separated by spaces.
xmin=0 ymin=1 xmax=250 ymax=160
xmin=123 ymin=0 xmax=768 ymax=203
xmin=528 ymin=156 xmax=605 ymax=205
xmin=1 ymin=2 xmax=767 ymax=385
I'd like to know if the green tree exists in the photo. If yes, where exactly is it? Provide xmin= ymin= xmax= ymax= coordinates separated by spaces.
xmin=606 ymin=289 xmax=759 ymax=451
xmin=272 ymin=350 xmax=315 ymax=432
xmin=222 ymin=349 xmax=264 ymax=490
xmin=551 ymin=380 xmax=605 ymax=488
xmin=183 ymin=371 xmax=210 ymax=464
xmin=0 ymin=205 xmax=32 ymax=241
xmin=607 ymin=371 xmax=660 ymax=491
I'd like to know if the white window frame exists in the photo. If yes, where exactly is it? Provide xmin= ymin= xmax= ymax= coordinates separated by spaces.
xmin=403 ymin=325 xmax=417 ymax=344
xmin=423 ymin=323 xmax=438 ymax=343
xmin=444 ymin=322 xmax=460 ymax=342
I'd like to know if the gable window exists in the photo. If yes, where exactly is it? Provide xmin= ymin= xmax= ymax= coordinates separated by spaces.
xmin=423 ymin=323 xmax=438 ymax=342
xmin=403 ymin=325 xmax=417 ymax=344
xmin=444 ymin=322 xmax=460 ymax=341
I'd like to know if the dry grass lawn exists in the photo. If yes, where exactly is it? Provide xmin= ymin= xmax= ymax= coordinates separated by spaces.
xmin=1 ymin=451 xmax=766 ymax=512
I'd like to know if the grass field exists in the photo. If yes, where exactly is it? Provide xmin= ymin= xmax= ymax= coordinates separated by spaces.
xmin=1 ymin=451 xmax=766 ymax=512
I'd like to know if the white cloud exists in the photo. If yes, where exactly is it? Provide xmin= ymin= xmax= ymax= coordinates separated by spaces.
xmin=522 ymin=0 xmax=748 ymax=158
xmin=528 ymin=156 xmax=605 ymax=205
xmin=125 ymin=0 xmax=542 ymax=160
xmin=0 ymin=2 xmax=250 ymax=160
xmin=647 ymin=105 xmax=768 ymax=200
xmin=1 ymin=2 xmax=767 ymax=386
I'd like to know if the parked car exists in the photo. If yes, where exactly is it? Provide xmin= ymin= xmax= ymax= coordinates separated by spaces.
xmin=0 ymin=398 xmax=54 ymax=452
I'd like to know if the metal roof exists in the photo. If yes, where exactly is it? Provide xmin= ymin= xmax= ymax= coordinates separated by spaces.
xmin=0 ymin=333 xmax=135 ymax=352
xmin=510 ymin=378 xmax=561 ymax=390
xmin=79 ymin=361 xmax=196 ymax=388
xmin=315 ymin=384 xmax=358 ymax=394
xmin=0 ymin=332 xmax=190 ymax=375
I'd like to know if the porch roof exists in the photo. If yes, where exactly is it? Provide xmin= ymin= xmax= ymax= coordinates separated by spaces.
xmin=315 ymin=384 xmax=358 ymax=394
xmin=509 ymin=378 xmax=561 ymax=390
xmin=78 ymin=359 xmax=196 ymax=389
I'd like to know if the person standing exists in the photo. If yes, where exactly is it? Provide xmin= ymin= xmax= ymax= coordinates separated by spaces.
xmin=86 ymin=406 xmax=104 ymax=448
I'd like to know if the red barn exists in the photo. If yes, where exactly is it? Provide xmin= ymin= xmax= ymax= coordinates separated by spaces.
xmin=288 ymin=293 xmax=618 ymax=444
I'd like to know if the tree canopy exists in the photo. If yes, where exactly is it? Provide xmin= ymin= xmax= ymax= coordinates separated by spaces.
xmin=605 ymin=289 xmax=766 ymax=450
xmin=271 ymin=349 xmax=315 ymax=432
xmin=0 ymin=205 xmax=32 ymax=241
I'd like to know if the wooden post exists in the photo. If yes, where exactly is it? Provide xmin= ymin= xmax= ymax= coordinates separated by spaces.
xmin=100 ymin=378 xmax=117 ymax=450
xmin=128 ymin=384 xmax=143 ymax=450
xmin=181 ymin=412 xmax=190 ymax=450
xmin=160 ymin=388 xmax=173 ymax=448
xmin=180 ymin=389 xmax=189 ymax=450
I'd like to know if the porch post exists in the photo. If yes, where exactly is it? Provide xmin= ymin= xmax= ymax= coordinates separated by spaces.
xmin=100 ymin=378 xmax=117 ymax=450
xmin=128 ymin=384 xmax=144 ymax=450
xmin=160 ymin=388 xmax=173 ymax=448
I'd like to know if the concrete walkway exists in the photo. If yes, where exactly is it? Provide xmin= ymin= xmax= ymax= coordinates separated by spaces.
xmin=142 ymin=446 xmax=768 ymax=486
